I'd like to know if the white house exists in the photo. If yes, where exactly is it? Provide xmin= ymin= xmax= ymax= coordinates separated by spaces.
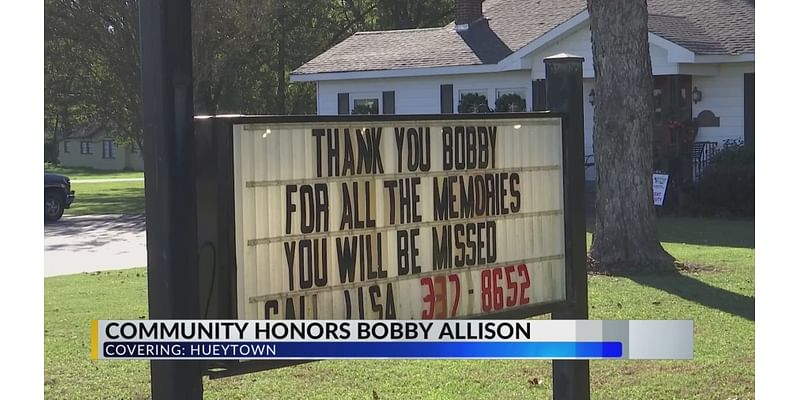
xmin=58 ymin=124 xmax=144 ymax=171
xmin=290 ymin=0 xmax=755 ymax=181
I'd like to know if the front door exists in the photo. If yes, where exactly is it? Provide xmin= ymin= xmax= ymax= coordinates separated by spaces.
xmin=653 ymin=75 xmax=694 ymax=188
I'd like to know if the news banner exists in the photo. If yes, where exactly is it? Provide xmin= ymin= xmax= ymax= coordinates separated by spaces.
xmin=91 ymin=320 xmax=693 ymax=360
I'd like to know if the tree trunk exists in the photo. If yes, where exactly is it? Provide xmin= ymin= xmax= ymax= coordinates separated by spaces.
xmin=587 ymin=0 xmax=675 ymax=272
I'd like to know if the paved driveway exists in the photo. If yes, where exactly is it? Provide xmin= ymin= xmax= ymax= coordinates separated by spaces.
xmin=44 ymin=214 xmax=146 ymax=277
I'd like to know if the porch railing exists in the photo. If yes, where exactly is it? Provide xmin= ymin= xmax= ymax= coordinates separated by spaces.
xmin=692 ymin=141 xmax=718 ymax=182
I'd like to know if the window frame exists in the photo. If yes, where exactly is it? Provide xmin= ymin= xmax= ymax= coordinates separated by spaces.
xmin=102 ymin=140 xmax=115 ymax=159
xmin=495 ymin=87 xmax=528 ymax=112
xmin=457 ymin=89 xmax=490 ymax=113
xmin=350 ymin=93 xmax=381 ymax=115
xmin=63 ymin=140 xmax=70 ymax=153
xmin=80 ymin=141 xmax=91 ymax=155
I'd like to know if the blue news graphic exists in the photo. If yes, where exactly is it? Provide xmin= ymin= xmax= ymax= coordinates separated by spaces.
xmin=103 ymin=341 xmax=623 ymax=359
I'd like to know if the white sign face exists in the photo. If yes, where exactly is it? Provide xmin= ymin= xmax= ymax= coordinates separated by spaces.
xmin=232 ymin=117 xmax=566 ymax=320
xmin=653 ymin=174 xmax=669 ymax=206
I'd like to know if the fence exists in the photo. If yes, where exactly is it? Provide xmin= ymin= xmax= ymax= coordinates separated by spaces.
xmin=692 ymin=141 xmax=718 ymax=182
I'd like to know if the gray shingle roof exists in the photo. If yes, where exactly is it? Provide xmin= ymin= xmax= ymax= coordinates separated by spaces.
xmin=63 ymin=124 xmax=115 ymax=140
xmin=648 ymin=14 xmax=729 ymax=55
xmin=648 ymin=0 xmax=755 ymax=56
xmin=292 ymin=0 xmax=754 ymax=76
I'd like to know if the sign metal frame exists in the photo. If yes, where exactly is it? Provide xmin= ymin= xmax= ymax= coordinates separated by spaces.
xmin=192 ymin=112 xmax=580 ymax=378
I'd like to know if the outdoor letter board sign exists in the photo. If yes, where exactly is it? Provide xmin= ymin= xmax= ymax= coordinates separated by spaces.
xmin=194 ymin=114 xmax=571 ymax=374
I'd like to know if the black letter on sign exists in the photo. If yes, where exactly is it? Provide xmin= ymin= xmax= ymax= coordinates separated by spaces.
xmin=300 ymin=185 xmax=314 ymax=234
xmin=336 ymin=237 xmax=358 ymax=284
xmin=298 ymin=239 xmax=313 ymax=289
xmin=285 ymin=185 xmax=297 ymax=234
xmin=369 ymin=285 xmax=383 ymax=319
xmin=312 ymin=129 xmax=325 ymax=178
xmin=510 ymin=173 xmax=521 ymax=213
xmin=442 ymin=127 xmax=453 ymax=170
xmin=284 ymin=241 xmax=296 ymax=291
xmin=394 ymin=128 xmax=405 ymax=173
xmin=397 ymin=230 xmax=409 ymax=275
xmin=264 ymin=300 xmax=279 ymax=320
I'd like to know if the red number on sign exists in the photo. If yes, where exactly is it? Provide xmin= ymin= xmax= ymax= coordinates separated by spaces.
xmin=480 ymin=269 xmax=492 ymax=312
xmin=518 ymin=264 xmax=531 ymax=305
xmin=448 ymin=274 xmax=461 ymax=317
xmin=492 ymin=268 xmax=504 ymax=310
xmin=433 ymin=275 xmax=448 ymax=318
xmin=421 ymin=277 xmax=434 ymax=319
xmin=504 ymin=265 xmax=518 ymax=307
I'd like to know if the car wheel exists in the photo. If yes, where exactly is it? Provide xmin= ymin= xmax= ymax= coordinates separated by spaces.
xmin=45 ymin=192 xmax=65 ymax=222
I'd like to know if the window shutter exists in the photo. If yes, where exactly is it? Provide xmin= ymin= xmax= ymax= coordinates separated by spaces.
xmin=744 ymin=73 xmax=754 ymax=147
xmin=382 ymin=91 xmax=395 ymax=114
xmin=440 ymin=84 xmax=453 ymax=114
xmin=532 ymin=80 xmax=547 ymax=111
xmin=337 ymin=93 xmax=350 ymax=115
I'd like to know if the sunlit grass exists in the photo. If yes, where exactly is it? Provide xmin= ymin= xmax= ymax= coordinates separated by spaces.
xmin=44 ymin=218 xmax=754 ymax=399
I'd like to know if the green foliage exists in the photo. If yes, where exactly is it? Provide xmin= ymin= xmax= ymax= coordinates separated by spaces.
xmin=684 ymin=139 xmax=755 ymax=217
xmin=45 ymin=0 xmax=456 ymax=157
xmin=458 ymin=93 xmax=492 ymax=113
xmin=495 ymin=93 xmax=527 ymax=112
xmin=352 ymin=102 xmax=378 ymax=115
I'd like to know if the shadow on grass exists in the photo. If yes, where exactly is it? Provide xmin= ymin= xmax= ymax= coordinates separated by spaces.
xmin=624 ymin=272 xmax=754 ymax=321
xmin=586 ymin=213 xmax=754 ymax=249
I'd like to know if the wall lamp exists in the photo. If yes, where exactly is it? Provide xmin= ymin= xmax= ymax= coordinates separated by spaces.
xmin=692 ymin=86 xmax=702 ymax=104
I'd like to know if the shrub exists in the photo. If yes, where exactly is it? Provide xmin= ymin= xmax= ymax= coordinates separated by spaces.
xmin=684 ymin=139 xmax=754 ymax=216
xmin=495 ymin=93 xmax=526 ymax=112
xmin=458 ymin=93 xmax=492 ymax=113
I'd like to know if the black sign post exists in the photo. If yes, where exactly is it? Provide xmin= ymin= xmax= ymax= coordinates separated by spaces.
xmin=545 ymin=54 xmax=590 ymax=400
xmin=139 ymin=0 xmax=203 ymax=398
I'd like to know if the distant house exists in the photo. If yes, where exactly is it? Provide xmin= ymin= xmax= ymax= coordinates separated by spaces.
xmin=58 ymin=124 xmax=144 ymax=171
xmin=290 ymin=0 xmax=755 ymax=181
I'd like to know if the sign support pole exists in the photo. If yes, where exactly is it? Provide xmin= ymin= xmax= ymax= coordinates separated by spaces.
xmin=139 ymin=0 xmax=203 ymax=398
xmin=545 ymin=54 xmax=590 ymax=400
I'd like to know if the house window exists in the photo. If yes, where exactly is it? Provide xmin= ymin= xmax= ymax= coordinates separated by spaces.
xmin=458 ymin=89 xmax=490 ymax=113
xmin=63 ymin=141 xmax=70 ymax=153
xmin=351 ymin=96 xmax=380 ymax=115
xmin=80 ymin=141 xmax=91 ymax=155
xmin=102 ymin=140 xmax=115 ymax=159
xmin=495 ymin=88 xmax=527 ymax=112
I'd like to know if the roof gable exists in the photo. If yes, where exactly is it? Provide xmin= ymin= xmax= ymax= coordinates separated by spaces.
xmin=63 ymin=124 xmax=115 ymax=140
xmin=292 ymin=0 xmax=754 ymax=77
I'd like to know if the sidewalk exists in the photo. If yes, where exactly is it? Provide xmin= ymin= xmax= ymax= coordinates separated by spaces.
xmin=44 ymin=214 xmax=146 ymax=277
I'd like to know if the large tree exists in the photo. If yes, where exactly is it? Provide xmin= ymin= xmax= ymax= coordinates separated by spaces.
xmin=587 ymin=0 xmax=675 ymax=271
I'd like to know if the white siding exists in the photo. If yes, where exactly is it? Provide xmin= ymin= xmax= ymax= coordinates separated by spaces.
xmin=317 ymin=71 xmax=533 ymax=115
xmin=527 ymin=25 xmax=675 ymax=79
xmin=691 ymin=62 xmax=755 ymax=145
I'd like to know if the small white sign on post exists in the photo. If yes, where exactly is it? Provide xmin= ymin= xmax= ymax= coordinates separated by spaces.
xmin=652 ymin=174 xmax=669 ymax=206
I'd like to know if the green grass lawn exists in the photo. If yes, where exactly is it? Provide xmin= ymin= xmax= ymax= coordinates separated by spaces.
xmin=45 ymin=165 xmax=144 ymax=181
xmin=66 ymin=180 xmax=145 ymax=215
xmin=44 ymin=217 xmax=754 ymax=399
xmin=45 ymin=164 xmax=146 ymax=215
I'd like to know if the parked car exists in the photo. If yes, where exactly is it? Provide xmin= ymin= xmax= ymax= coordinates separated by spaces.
xmin=44 ymin=173 xmax=75 ymax=221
